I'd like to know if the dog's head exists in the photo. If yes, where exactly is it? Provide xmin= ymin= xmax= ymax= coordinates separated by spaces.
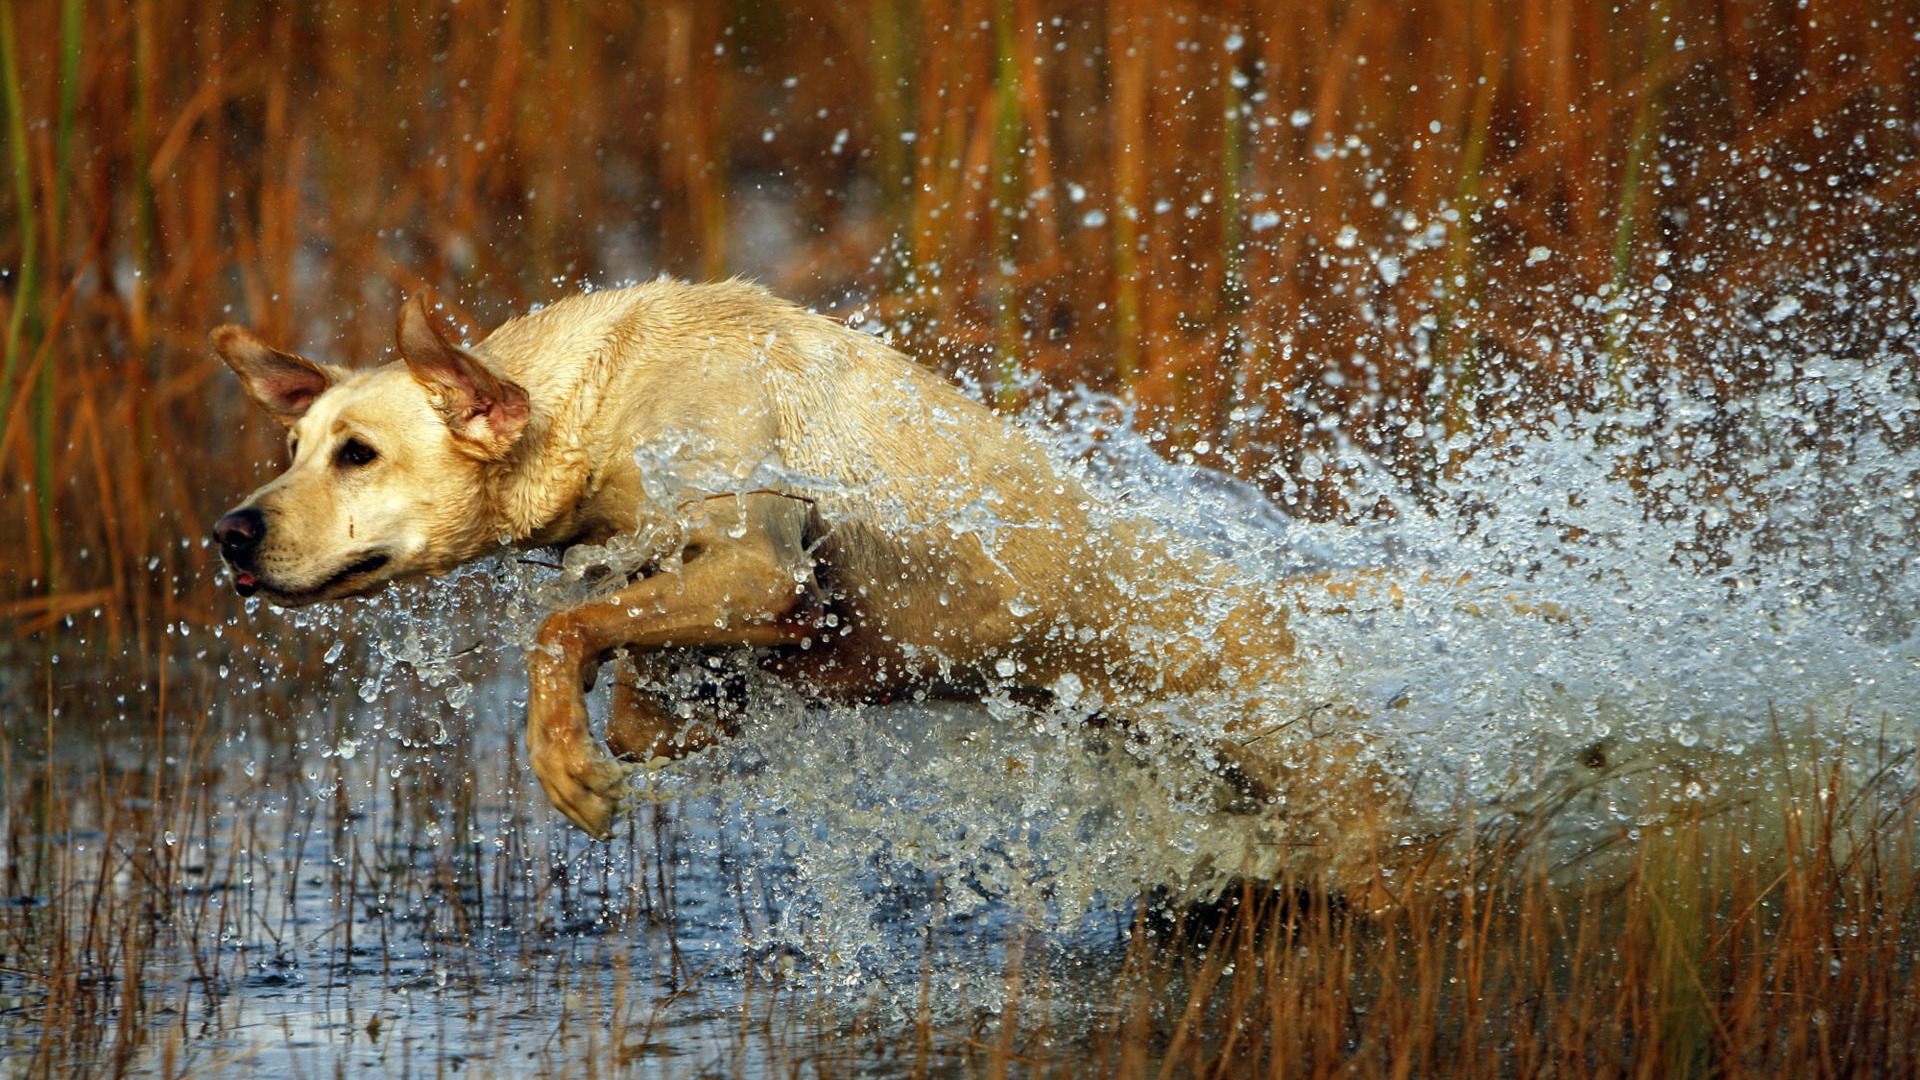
xmin=211 ymin=295 xmax=531 ymax=606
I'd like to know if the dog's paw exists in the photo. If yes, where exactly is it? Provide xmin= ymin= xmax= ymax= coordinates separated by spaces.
xmin=530 ymin=743 xmax=638 ymax=840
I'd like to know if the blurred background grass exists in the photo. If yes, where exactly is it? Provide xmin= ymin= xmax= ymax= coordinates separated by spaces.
xmin=1 ymin=0 xmax=1916 ymax=643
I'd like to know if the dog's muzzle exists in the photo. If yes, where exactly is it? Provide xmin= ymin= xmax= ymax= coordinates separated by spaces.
xmin=213 ymin=507 xmax=266 ymax=595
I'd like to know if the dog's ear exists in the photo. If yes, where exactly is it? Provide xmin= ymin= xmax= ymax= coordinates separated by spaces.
xmin=211 ymin=326 xmax=337 ymax=427
xmin=397 ymin=292 xmax=530 ymax=461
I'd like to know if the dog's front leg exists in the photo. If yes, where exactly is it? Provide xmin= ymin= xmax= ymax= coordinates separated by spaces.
xmin=527 ymin=565 xmax=810 ymax=837
xmin=526 ymin=505 xmax=814 ymax=837
xmin=526 ymin=638 xmax=634 ymax=839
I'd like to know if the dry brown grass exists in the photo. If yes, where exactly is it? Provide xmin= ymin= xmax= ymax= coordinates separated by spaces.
xmin=1057 ymin=764 xmax=1920 ymax=1078
xmin=0 ymin=0 xmax=1914 ymax=629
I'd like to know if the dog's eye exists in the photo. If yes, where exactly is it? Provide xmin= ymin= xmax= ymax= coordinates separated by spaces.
xmin=335 ymin=438 xmax=379 ymax=468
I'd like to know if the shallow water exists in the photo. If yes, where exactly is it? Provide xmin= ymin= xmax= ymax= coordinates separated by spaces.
xmin=1 ymin=620 xmax=1157 ymax=1074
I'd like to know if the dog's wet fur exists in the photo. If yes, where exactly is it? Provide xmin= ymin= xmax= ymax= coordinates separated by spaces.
xmin=214 ymin=280 xmax=1406 ymax=897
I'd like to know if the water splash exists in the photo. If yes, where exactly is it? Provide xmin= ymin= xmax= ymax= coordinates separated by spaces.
xmin=282 ymin=260 xmax=1920 ymax=1011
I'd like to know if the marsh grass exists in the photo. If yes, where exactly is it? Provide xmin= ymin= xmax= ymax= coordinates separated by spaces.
xmin=0 ymin=0 xmax=1914 ymax=622
xmin=1076 ymin=759 xmax=1920 ymax=1078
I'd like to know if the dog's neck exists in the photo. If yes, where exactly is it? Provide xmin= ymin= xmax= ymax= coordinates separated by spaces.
xmin=462 ymin=286 xmax=681 ymax=555
xmin=478 ymin=412 xmax=595 ymax=548
xmin=462 ymin=308 xmax=628 ymax=550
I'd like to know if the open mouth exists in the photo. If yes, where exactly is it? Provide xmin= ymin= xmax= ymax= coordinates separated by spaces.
xmin=235 ymin=553 xmax=392 ymax=604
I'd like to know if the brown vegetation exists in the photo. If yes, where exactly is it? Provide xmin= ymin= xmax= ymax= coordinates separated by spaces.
xmin=2 ymin=0 xmax=1916 ymax=636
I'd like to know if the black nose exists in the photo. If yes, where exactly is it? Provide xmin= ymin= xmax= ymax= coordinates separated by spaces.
xmin=213 ymin=508 xmax=266 ymax=561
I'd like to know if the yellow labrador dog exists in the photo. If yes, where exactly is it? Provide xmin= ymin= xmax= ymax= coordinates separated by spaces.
xmin=213 ymin=280 xmax=1393 ymax=883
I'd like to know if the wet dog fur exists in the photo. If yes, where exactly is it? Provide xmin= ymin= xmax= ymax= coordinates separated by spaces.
xmin=213 ymin=280 xmax=1404 ymax=894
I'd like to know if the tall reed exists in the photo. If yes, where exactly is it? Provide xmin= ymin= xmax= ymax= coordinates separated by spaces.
xmin=0 ymin=0 xmax=1910 ymax=623
xmin=0 ymin=0 xmax=35 ymax=487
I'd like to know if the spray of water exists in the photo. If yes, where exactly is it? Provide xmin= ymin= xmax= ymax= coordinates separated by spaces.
xmin=261 ymin=253 xmax=1919 ymax=1017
